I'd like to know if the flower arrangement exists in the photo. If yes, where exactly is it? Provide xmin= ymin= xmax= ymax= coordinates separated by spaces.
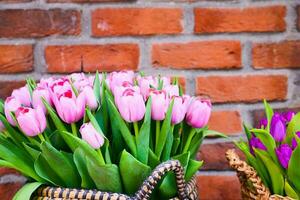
xmin=236 ymin=100 xmax=300 ymax=199
xmin=0 ymin=71 xmax=222 ymax=199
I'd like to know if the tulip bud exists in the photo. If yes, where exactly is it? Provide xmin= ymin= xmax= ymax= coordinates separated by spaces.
xmin=150 ymin=89 xmax=169 ymax=121
xmin=16 ymin=106 xmax=46 ymax=137
xmin=275 ymin=144 xmax=292 ymax=169
xmin=116 ymin=88 xmax=146 ymax=122
xmin=171 ymin=96 xmax=190 ymax=125
xmin=32 ymin=87 xmax=52 ymax=113
xmin=12 ymin=86 xmax=31 ymax=107
xmin=186 ymin=98 xmax=211 ymax=128
xmin=249 ymin=136 xmax=267 ymax=154
xmin=270 ymin=113 xmax=286 ymax=142
xmin=80 ymin=122 xmax=104 ymax=149
xmin=4 ymin=96 xmax=21 ymax=126
xmin=82 ymin=86 xmax=98 ymax=110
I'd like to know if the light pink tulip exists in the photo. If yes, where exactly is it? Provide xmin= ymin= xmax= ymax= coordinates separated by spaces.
xmin=164 ymin=85 xmax=179 ymax=97
xmin=0 ymin=120 xmax=4 ymax=132
xmin=116 ymin=88 xmax=145 ymax=122
xmin=12 ymin=86 xmax=31 ymax=107
xmin=80 ymin=122 xmax=104 ymax=149
xmin=32 ymin=87 xmax=52 ymax=113
xmin=4 ymin=96 xmax=21 ymax=126
xmin=38 ymin=77 xmax=55 ymax=88
xmin=186 ymin=98 xmax=212 ymax=128
xmin=137 ymin=75 xmax=158 ymax=100
xmin=114 ymin=83 xmax=140 ymax=107
xmin=15 ymin=106 xmax=46 ymax=137
xmin=51 ymin=89 xmax=85 ymax=124
xmin=171 ymin=95 xmax=190 ymax=125
xmin=149 ymin=89 xmax=169 ymax=121
xmin=68 ymin=73 xmax=93 ymax=91
xmin=49 ymin=78 xmax=72 ymax=97
xmin=159 ymin=76 xmax=171 ymax=87
xmin=108 ymin=71 xmax=134 ymax=93
xmin=82 ymin=86 xmax=98 ymax=110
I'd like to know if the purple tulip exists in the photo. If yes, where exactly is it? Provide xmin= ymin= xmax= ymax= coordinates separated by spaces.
xmin=257 ymin=118 xmax=268 ymax=129
xmin=281 ymin=111 xmax=295 ymax=123
xmin=171 ymin=95 xmax=190 ymax=125
xmin=291 ymin=131 xmax=300 ymax=149
xmin=12 ymin=86 xmax=31 ymax=107
xmin=80 ymin=122 xmax=104 ymax=149
xmin=116 ymin=88 xmax=146 ymax=123
xmin=249 ymin=136 xmax=267 ymax=154
xmin=15 ymin=106 xmax=46 ymax=137
xmin=81 ymin=86 xmax=98 ymax=111
xmin=270 ymin=113 xmax=286 ymax=142
xmin=275 ymin=144 xmax=293 ymax=169
xmin=51 ymin=89 xmax=85 ymax=124
xmin=32 ymin=87 xmax=52 ymax=113
xmin=149 ymin=89 xmax=169 ymax=121
xmin=164 ymin=85 xmax=179 ymax=97
xmin=4 ymin=96 xmax=21 ymax=126
xmin=186 ymin=98 xmax=212 ymax=128
xmin=0 ymin=120 xmax=4 ymax=132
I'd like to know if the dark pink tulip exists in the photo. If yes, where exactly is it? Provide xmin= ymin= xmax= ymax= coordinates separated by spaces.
xmin=16 ymin=106 xmax=46 ymax=137
xmin=116 ymin=88 xmax=146 ymax=123
xmin=4 ymin=96 xmax=21 ymax=126
xmin=186 ymin=98 xmax=212 ymax=128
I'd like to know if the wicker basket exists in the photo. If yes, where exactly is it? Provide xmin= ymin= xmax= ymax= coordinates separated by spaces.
xmin=226 ymin=149 xmax=294 ymax=200
xmin=33 ymin=160 xmax=198 ymax=200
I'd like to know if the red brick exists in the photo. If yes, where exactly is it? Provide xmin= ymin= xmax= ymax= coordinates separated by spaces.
xmin=48 ymin=0 xmax=130 ymax=2
xmin=0 ymin=182 xmax=23 ymax=200
xmin=152 ymin=41 xmax=241 ymax=69
xmin=252 ymin=41 xmax=300 ymax=69
xmin=0 ymin=9 xmax=81 ymax=38
xmin=0 ymin=0 xmax=31 ymax=2
xmin=0 ymin=81 xmax=26 ymax=99
xmin=208 ymin=111 xmax=242 ymax=135
xmin=0 ymin=45 xmax=33 ymax=73
xmin=0 ymin=168 xmax=20 ymax=176
xmin=194 ymin=6 xmax=286 ymax=33
xmin=45 ymin=44 xmax=139 ymax=73
xmin=197 ymin=142 xmax=245 ymax=171
xmin=91 ymin=8 xmax=183 ymax=36
xmin=196 ymin=75 xmax=287 ymax=103
xmin=197 ymin=175 xmax=241 ymax=200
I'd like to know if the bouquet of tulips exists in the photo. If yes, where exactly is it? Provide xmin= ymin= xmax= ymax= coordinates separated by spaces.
xmin=236 ymin=101 xmax=300 ymax=199
xmin=0 ymin=71 xmax=222 ymax=199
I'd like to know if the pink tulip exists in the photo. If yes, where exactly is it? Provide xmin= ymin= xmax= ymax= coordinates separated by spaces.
xmin=171 ymin=95 xmax=190 ymax=125
xmin=159 ymin=76 xmax=171 ymax=87
xmin=80 ymin=122 xmax=104 ymax=149
xmin=81 ymin=86 xmax=98 ymax=110
xmin=116 ymin=88 xmax=146 ymax=122
xmin=114 ymin=82 xmax=140 ymax=107
xmin=0 ymin=121 xmax=4 ymax=132
xmin=149 ymin=89 xmax=169 ymax=121
xmin=12 ymin=86 xmax=31 ymax=107
xmin=137 ymin=75 xmax=158 ymax=100
xmin=164 ymin=85 xmax=179 ymax=97
xmin=4 ymin=96 xmax=21 ymax=126
xmin=49 ymin=78 xmax=71 ymax=97
xmin=68 ymin=73 xmax=94 ymax=91
xmin=32 ymin=87 xmax=52 ymax=113
xmin=108 ymin=71 xmax=134 ymax=93
xmin=38 ymin=77 xmax=55 ymax=88
xmin=15 ymin=106 xmax=46 ymax=137
xmin=186 ymin=98 xmax=212 ymax=128
xmin=51 ymin=89 xmax=85 ymax=124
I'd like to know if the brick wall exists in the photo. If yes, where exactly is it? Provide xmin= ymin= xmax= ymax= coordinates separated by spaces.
xmin=0 ymin=0 xmax=299 ymax=199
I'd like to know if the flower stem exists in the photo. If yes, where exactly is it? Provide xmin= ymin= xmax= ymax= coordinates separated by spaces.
xmin=182 ymin=128 xmax=196 ymax=153
xmin=133 ymin=122 xmax=139 ymax=139
xmin=97 ymin=149 xmax=105 ymax=165
xmin=71 ymin=123 xmax=78 ymax=137
xmin=155 ymin=120 xmax=160 ymax=151
xmin=38 ymin=134 xmax=45 ymax=143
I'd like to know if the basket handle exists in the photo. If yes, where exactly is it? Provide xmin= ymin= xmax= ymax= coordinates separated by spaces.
xmin=134 ymin=160 xmax=190 ymax=200
xmin=225 ymin=149 xmax=270 ymax=199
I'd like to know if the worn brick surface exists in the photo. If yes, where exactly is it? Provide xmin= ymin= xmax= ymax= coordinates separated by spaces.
xmin=208 ymin=111 xmax=242 ymax=135
xmin=0 ymin=81 xmax=26 ymax=99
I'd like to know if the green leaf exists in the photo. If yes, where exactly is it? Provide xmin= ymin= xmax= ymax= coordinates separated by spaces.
xmin=202 ymin=129 xmax=228 ymax=138
xmin=243 ymin=123 xmax=252 ymax=141
xmin=171 ymin=137 xmax=180 ymax=156
xmin=22 ymin=143 xmax=40 ymax=160
xmin=288 ymin=137 xmax=300 ymax=192
xmin=185 ymin=159 xmax=203 ymax=181
xmin=93 ymin=71 xmax=101 ymax=104
xmin=42 ymin=98 xmax=67 ymax=132
xmin=13 ymin=182 xmax=43 ymax=200
xmin=0 ymin=159 xmax=16 ymax=169
xmin=255 ymin=149 xmax=284 ymax=195
xmin=0 ymin=99 xmax=4 ymax=114
xmin=172 ymin=152 xmax=190 ymax=171
xmin=189 ymin=131 xmax=204 ymax=158
xmin=40 ymin=142 xmax=80 ymax=188
xmin=86 ymin=108 xmax=106 ymax=139
xmin=106 ymin=95 xmax=137 ymax=157
xmin=161 ymin=129 xmax=173 ymax=161
xmin=285 ymin=180 xmax=298 ymax=199
xmin=87 ymin=160 xmax=122 ymax=193
xmin=285 ymin=112 xmax=300 ymax=144
xmin=264 ymin=100 xmax=273 ymax=132
xmin=120 ymin=150 xmax=151 ymax=195
xmin=155 ymin=99 xmax=174 ymax=159
xmin=73 ymin=148 xmax=96 ymax=189
xmin=148 ymin=149 xmax=160 ymax=169
xmin=137 ymin=98 xmax=152 ymax=164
